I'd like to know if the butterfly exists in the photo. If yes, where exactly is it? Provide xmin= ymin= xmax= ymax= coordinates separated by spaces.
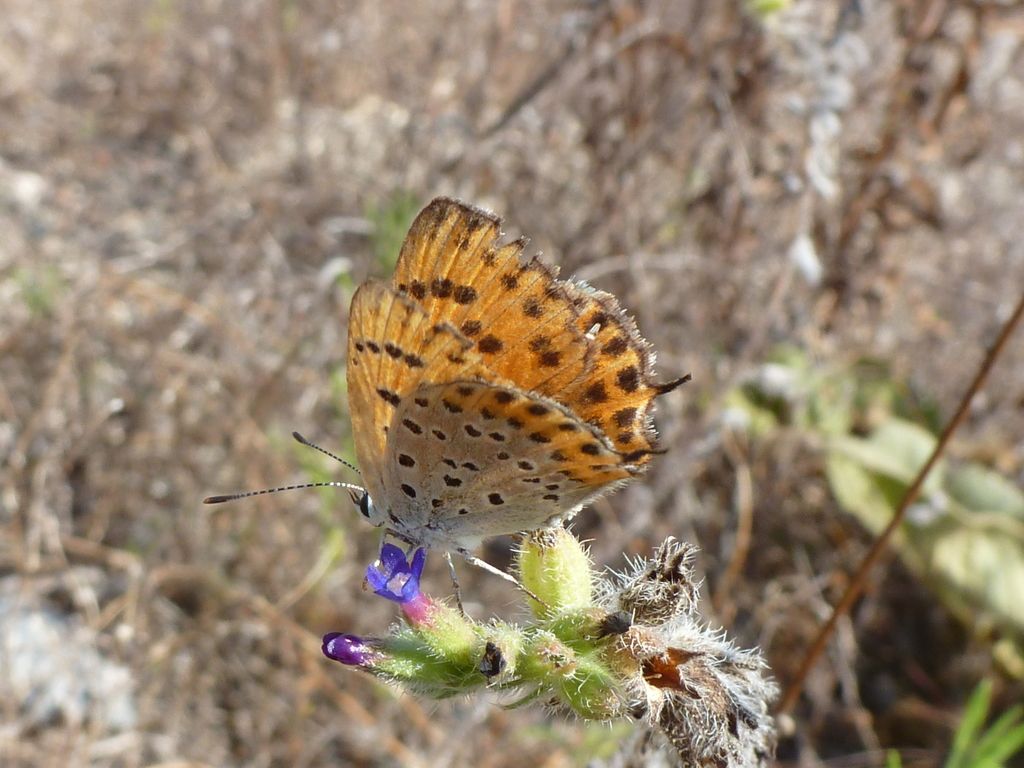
xmin=345 ymin=198 xmax=686 ymax=578
xmin=207 ymin=197 xmax=686 ymax=597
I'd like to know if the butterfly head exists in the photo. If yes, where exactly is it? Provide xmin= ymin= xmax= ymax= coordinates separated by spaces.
xmin=352 ymin=488 xmax=385 ymax=527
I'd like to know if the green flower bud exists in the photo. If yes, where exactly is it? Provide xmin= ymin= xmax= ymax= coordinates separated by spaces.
xmin=554 ymin=648 xmax=626 ymax=720
xmin=410 ymin=598 xmax=478 ymax=661
xmin=517 ymin=631 xmax=626 ymax=720
xmin=374 ymin=625 xmax=483 ymax=696
xmin=518 ymin=631 xmax=577 ymax=682
xmin=518 ymin=527 xmax=593 ymax=618
xmin=479 ymin=622 xmax=523 ymax=681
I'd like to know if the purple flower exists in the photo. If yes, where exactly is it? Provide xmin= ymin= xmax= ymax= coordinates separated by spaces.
xmin=322 ymin=633 xmax=375 ymax=666
xmin=366 ymin=545 xmax=434 ymax=624
xmin=366 ymin=544 xmax=426 ymax=604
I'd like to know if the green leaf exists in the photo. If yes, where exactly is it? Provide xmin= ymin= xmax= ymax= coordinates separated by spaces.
xmin=745 ymin=0 xmax=791 ymax=20
xmin=825 ymin=452 xmax=904 ymax=535
xmin=972 ymin=705 xmax=1024 ymax=764
xmin=825 ymin=419 xmax=948 ymax=542
xmin=947 ymin=679 xmax=993 ymax=768
xmin=928 ymin=526 xmax=1024 ymax=634
xmin=722 ymin=386 xmax=781 ymax=438
xmin=825 ymin=413 xmax=1024 ymax=640
xmin=805 ymin=374 xmax=855 ymax=436
xmin=14 ymin=265 xmax=64 ymax=317
xmin=829 ymin=419 xmax=943 ymax=491
xmin=366 ymin=191 xmax=421 ymax=271
xmin=946 ymin=464 xmax=1024 ymax=519
xmin=975 ymin=724 xmax=1024 ymax=767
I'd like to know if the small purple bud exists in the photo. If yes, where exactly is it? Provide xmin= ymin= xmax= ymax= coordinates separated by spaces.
xmin=322 ymin=632 xmax=375 ymax=666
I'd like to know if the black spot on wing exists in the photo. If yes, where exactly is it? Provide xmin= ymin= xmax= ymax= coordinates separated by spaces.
xmin=453 ymin=285 xmax=478 ymax=304
xmin=613 ymin=407 xmax=636 ymax=427
xmin=616 ymin=366 xmax=640 ymax=393
xmin=478 ymin=335 xmax=503 ymax=354
xmin=377 ymin=388 xmax=401 ymax=406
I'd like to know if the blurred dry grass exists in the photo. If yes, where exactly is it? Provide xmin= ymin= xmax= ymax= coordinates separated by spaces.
xmin=2 ymin=0 xmax=1024 ymax=765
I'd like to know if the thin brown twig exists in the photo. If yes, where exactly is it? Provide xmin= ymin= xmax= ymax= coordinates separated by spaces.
xmin=778 ymin=290 xmax=1024 ymax=715
xmin=713 ymin=426 xmax=754 ymax=625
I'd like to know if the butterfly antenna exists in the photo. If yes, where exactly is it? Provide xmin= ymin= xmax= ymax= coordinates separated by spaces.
xmin=203 ymin=480 xmax=364 ymax=505
xmin=291 ymin=431 xmax=362 ymax=476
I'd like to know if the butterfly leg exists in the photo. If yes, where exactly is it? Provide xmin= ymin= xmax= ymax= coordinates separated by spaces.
xmin=443 ymin=551 xmax=466 ymax=616
xmin=455 ymin=547 xmax=547 ymax=608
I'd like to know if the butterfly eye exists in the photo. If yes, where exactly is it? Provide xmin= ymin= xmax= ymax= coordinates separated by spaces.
xmin=358 ymin=492 xmax=373 ymax=519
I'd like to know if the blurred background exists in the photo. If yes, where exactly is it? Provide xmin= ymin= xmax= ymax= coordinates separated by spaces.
xmin=2 ymin=0 xmax=1024 ymax=765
